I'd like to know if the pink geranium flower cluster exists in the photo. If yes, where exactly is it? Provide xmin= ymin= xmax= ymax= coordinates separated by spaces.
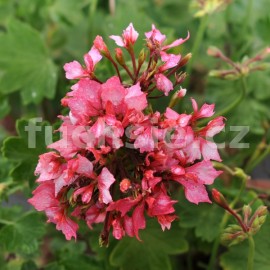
xmin=29 ymin=23 xmax=224 ymax=245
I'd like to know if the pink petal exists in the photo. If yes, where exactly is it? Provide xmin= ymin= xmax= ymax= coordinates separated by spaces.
xmin=132 ymin=202 xmax=146 ymax=241
xmin=157 ymin=214 xmax=177 ymax=231
xmin=107 ymin=196 xmax=141 ymax=217
xmin=134 ymin=127 xmax=155 ymax=153
xmin=98 ymin=167 xmax=116 ymax=204
xmin=123 ymin=215 xmax=135 ymax=237
xmin=145 ymin=24 xmax=166 ymax=43
xmin=162 ymin=32 xmax=190 ymax=50
xmin=101 ymin=76 xmax=126 ymax=108
xmin=112 ymin=218 xmax=125 ymax=240
xmin=109 ymin=35 xmax=125 ymax=47
xmin=88 ymin=46 xmax=102 ymax=66
xmin=28 ymin=181 xmax=58 ymax=211
xmin=165 ymin=108 xmax=180 ymax=120
xmin=179 ymin=179 xmax=211 ymax=204
xmin=200 ymin=116 xmax=225 ymax=137
xmin=159 ymin=52 xmax=181 ymax=72
xmin=75 ymin=154 xmax=94 ymax=177
xmin=146 ymin=193 xmax=177 ymax=216
xmin=125 ymin=83 xmax=147 ymax=111
xmin=85 ymin=203 xmax=106 ymax=229
xmin=200 ymin=138 xmax=222 ymax=162
xmin=55 ymin=214 xmax=79 ymax=240
xmin=154 ymin=73 xmax=173 ymax=96
xmin=64 ymin=61 xmax=85 ymax=80
xmin=186 ymin=160 xmax=223 ymax=185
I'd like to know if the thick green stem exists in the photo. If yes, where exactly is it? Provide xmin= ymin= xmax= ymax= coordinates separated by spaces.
xmin=186 ymin=15 xmax=209 ymax=81
xmin=0 ymin=219 xmax=14 ymax=225
xmin=247 ymin=234 xmax=255 ymax=270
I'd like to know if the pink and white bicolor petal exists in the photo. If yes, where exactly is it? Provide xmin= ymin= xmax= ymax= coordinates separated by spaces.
xmin=98 ymin=167 xmax=116 ymax=204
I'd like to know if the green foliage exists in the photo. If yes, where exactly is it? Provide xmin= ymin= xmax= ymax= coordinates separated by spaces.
xmin=220 ymin=216 xmax=270 ymax=270
xmin=0 ymin=209 xmax=46 ymax=254
xmin=2 ymin=119 xmax=49 ymax=185
xmin=178 ymin=198 xmax=224 ymax=242
xmin=110 ymin=220 xmax=188 ymax=270
xmin=0 ymin=20 xmax=57 ymax=105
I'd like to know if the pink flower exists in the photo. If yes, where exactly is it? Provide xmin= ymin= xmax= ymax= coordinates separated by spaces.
xmin=98 ymin=167 xmax=116 ymax=204
xmin=191 ymin=98 xmax=215 ymax=120
xmin=154 ymin=73 xmax=174 ymax=96
xmin=145 ymin=24 xmax=189 ymax=51
xmin=30 ymin=24 xmax=225 ymax=244
xmin=159 ymin=51 xmax=181 ymax=72
xmin=35 ymin=152 xmax=64 ymax=182
xmin=110 ymin=23 xmax=139 ymax=48
xmin=145 ymin=24 xmax=166 ymax=44
xmin=157 ymin=214 xmax=177 ymax=231
xmin=64 ymin=46 xmax=102 ymax=79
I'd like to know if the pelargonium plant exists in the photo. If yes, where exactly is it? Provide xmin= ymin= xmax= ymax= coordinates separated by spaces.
xmin=28 ymin=23 xmax=225 ymax=245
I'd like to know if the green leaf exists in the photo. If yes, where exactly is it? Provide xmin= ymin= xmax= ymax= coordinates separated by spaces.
xmin=220 ymin=216 xmax=270 ymax=270
xmin=110 ymin=220 xmax=188 ymax=270
xmin=178 ymin=198 xmax=224 ymax=242
xmin=48 ymin=238 xmax=102 ymax=270
xmin=48 ymin=0 xmax=90 ymax=25
xmin=0 ymin=95 xmax=10 ymax=119
xmin=21 ymin=260 xmax=38 ymax=270
xmin=2 ymin=119 xmax=50 ymax=185
xmin=0 ymin=19 xmax=57 ymax=104
xmin=0 ymin=211 xmax=46 ymax=254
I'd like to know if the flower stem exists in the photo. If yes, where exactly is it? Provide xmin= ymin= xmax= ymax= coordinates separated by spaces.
xmin=186 ymin=15 xmax=209 ymax=82
xmin=245 ymin=145 xmax=270 ymax=174
xmin=247 ymin=234 xmax=255 ymax=270
xmin=207 ymin=168 xmax=248 ymax=270
xmin=0 ymin=219 xmax=14 ymax=225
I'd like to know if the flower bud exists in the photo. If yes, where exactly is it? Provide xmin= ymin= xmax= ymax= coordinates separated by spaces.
xmin=115 ymin=48 xmax=125 ymax=66
xmin=120 ymin=178 xmax=131 ymax=193
xmin=180 ymin=53 xmax=192 ymax=66
xmin=207 ymin=46 xmax=223 ymax=58
xmin=243 ymin=205 xmax=252 ymax=224
xmin=138 ymin=49 xmax=147 ymax=66
xmin=256 ymin=205 xmax=268 ymax=217
xmin=94 ymin=36 xmax=110 ymax=57
xmin=212 ymin=189 xmax=229 ymax=209
xmin=175 ymin=72 xmax=187 ymax=85
xmin=168 ymin=88 xmax=187 ymax=108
